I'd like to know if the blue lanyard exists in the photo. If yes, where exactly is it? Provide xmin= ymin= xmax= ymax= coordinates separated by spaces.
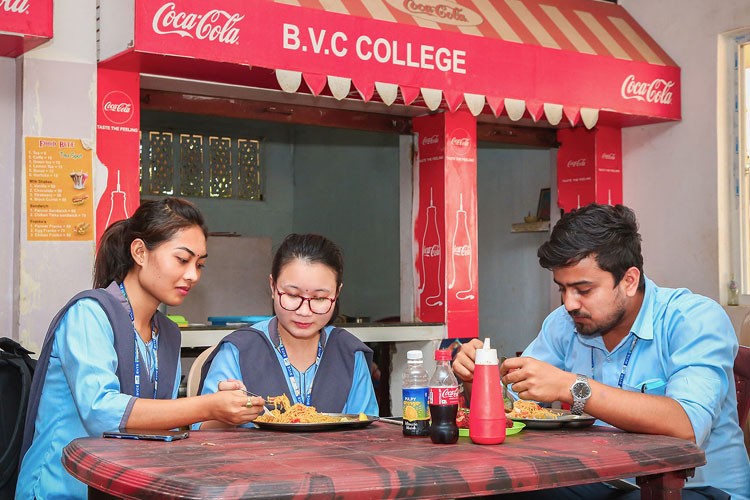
xmin=590 ymin=336 xmax=638 ymax=389
xmin=277 ymin=336 xmax=323 ymax=406
xmin=118 ymin=282 xmax=158 ymax=399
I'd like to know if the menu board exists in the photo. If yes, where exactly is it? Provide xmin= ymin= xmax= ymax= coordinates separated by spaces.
xmin=25 ymin=137 xmax=94 ymax=241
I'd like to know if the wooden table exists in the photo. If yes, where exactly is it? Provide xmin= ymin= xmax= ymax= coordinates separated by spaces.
xmin=62 ymin=422 xmax=705 ymax=499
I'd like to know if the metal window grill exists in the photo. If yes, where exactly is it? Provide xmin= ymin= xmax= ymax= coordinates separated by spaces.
xmin=140 ymin=129 xmax=262 ymax=200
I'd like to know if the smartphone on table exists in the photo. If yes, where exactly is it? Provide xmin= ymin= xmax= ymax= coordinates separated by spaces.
xmin=102 ymin=429 xmax=190 ymax=441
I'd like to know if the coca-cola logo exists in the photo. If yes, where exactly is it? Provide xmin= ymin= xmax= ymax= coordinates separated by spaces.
xmin=152 ymin=2 xmax=244 ymax=45
xmin=1 ymin=0 xmax=29 ymax=14
xmin=423 ymin=244 xmax=441 ymax=257
xmin=621 ymin=75 xmax=674 ymax=105
xmin=422 ymin=134 xmax=440 ymax=146
xmin=453 ymin=244 xmax=470 ymax=256
xmin=601 ymin=153 xmax=616 ymax=160
xmin=441 ymin=386 xmax=460 ymax=399
xmin=566 ymin=159 xmax=586 ymax=168
xmin=448 ymin=128 xmax=471 ymax=157
xmin=385 ymin=0 xmax=483 ymax=26
xmin=429 ymin=386 xmax=460 ymax=405
xmin=101 ymin=91 xmax=134 ymax=125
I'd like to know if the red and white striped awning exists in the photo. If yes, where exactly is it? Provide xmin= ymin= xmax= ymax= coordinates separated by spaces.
xmin=0 ymin=0 xmax=53 ymax=57
xmin=100 ymin=0 xmax=681 ymax=128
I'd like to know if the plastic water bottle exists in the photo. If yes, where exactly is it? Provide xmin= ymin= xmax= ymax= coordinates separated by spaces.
xmin=428 ymin=349 xmax=459 ymax=444
xmin=469 ymin=338 xmax=506 ymax=445
xmin=402 ymin=350 xmax=430 ymax=436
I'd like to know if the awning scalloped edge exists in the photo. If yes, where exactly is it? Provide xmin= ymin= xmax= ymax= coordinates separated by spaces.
xmin=275 ymin=70 xmax=598 ymax=129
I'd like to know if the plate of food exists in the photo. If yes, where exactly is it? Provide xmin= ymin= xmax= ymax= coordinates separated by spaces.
xmin=252 ymin=394 xmax=378 ymax=432
xmin=507 ymin=400 xmax=595 ymax=429
xmin=253 ymin=413 xmax=379 ymax=432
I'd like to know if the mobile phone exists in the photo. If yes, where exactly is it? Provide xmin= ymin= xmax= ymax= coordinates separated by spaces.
xmin=102 ymin=429 xmax=190 ymax=441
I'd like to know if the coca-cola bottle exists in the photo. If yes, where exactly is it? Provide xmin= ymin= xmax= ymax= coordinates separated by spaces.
xmin=449 ymin=193 xmax=474 ymax=300
xmin=428 ymin=349 xmax=459 ymax=444
xmin=105 ymin=170 xmax=129 ymax=229
xmin=420 ymin=188 xmax=443 ymax=307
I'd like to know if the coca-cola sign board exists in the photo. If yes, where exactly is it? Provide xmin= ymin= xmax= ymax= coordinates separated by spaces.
xmin=413 ymin=111 xmax=478 ymax=338
xmin=0 ymin=0 xmax=53 ymax=57
xmin=95 ymin=69 xmax=141 ymax=247
xmin=556 ymin=127 xmax=622 ymax=212
xmin=129 ymin=0 xmax=680 ymax=122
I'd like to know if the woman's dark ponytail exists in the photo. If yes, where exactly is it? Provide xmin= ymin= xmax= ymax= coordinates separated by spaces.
xmin=93 ymin=197 xmax=208 ymax=289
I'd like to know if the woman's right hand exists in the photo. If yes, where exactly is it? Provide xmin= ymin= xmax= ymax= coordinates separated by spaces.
xmin=208 ymin=390 xmax=265 ymax=425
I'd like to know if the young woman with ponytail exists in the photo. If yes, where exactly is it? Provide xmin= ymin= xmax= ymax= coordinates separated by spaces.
xmin=16 ymin=197 xmax=265 ymax=499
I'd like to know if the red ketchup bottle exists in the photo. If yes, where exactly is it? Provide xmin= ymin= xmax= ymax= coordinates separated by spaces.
xmin=469 ymin=338 xmax=506 ymax=445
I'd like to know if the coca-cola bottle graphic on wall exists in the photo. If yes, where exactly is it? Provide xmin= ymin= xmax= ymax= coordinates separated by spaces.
xmin=420 ymin=188 xmax=443 ymax=307
xmin=105 ymin=170 xmax=129 ymax=229
xmin=450 ymin=194 xmax=474 ymax=300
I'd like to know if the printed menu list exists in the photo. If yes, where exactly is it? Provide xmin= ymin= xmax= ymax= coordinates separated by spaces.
xmin=25 ymin=137 xmax=94 ymax=241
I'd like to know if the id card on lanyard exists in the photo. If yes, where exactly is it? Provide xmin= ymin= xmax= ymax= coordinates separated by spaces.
xmin=277 ymin=337 xmax=323 ymax=406
xmin=590 ymin=336 xmax=638 ymax=388
xmin=118 ymin=282 xmax=159 ymax=399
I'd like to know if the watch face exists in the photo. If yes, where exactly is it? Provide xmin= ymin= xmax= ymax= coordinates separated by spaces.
xmin=573 ymin=382 xmax=591 ymax=399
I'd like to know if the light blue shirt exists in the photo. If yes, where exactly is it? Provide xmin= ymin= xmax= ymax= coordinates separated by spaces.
xmin=16 ymin=299 xmax=181 ymax=500
xmin=198 ymin=320 xmax=378 ymax=429
xmin=524 ymin=277 xmax=750 ymax=500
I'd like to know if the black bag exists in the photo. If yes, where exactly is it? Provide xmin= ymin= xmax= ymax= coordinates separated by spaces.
xmin=0 ymin=338 xmax=36 ymax=500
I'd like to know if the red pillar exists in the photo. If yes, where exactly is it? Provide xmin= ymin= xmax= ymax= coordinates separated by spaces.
xmin=556 ymin=126 xmax=622 ymax=212
xmin=95 ymin=68 xmax=141 ymax=247
xmin=412 ymin=110 xmax=478 ymax=339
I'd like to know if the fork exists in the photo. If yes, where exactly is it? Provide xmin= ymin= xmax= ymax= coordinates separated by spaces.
xmin=239 ymin=389 xmax=274 ymax=415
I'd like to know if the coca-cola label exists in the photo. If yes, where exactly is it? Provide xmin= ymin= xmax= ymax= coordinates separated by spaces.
xmin=453 ymin=244 xmax=470 ymax=256
xmin=429 ymin=386 xmax=459 ymax=405
xmin=385 ymin=0 xmax=483 ymax=27
xmin=152 ymin=2 xmax=244 ymax=45
xmin=101 ymin=91 xmax=134 ymax=125
xmin=566 ymin=159 xmax=586 ymax=168
xmin=448 ymin=128 xmax=471 ymax=157
xmin=423 ymin=244 xmax=441 ymax=257
xmin=601 ymin=152 xmax=616 ymax=160
xmin=422 ymin=134 xmax=440 ymax=145
xmin=1 ymin=0 xmax=29 ymax=14
xmin=621 ymin=75 xmax=675 ymax=105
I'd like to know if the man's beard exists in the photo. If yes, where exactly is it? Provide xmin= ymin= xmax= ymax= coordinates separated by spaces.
xmin=570 ymin=293 xmax=627 ymax=336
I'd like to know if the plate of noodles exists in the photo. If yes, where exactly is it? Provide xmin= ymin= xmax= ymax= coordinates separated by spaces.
xmin=252 ymin=394 xmax=379 ymax=432
xmin=507 ymin=400 xmax=595 ymax=429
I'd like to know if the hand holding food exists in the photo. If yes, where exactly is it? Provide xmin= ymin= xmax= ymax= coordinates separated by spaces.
xmin=209 ymin=389 xmax=265 ymax=425
xmin=500 ymin=356 xmax=571 ymax=404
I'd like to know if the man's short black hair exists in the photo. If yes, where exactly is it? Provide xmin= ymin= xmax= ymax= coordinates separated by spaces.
xmin=537 ymin=203 xmax=645 ymax=290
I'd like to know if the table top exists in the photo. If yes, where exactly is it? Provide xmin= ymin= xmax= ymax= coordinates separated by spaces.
xmin=63 ymin=422 xmax=705 ymax=499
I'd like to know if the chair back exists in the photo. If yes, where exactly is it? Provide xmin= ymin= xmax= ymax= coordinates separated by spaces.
xmin=735 ymin=345 xmax=750 ymax=457
xmin=186 ymin=345 xmax=216 ymax=397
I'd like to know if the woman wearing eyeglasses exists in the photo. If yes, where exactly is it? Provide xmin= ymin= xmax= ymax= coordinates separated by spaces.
xmin=197 ymin=233 xmax=378 ymax=428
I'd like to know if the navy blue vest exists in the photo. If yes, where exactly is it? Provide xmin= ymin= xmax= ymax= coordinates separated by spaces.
xmin=198 ymin=318 xmax=373 ymax=412
xmin=20 ymin=282 xmax=180 ymax=459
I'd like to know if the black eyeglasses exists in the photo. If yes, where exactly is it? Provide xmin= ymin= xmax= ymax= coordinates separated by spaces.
xmin=275 ymin=289 xmax=337 ymax=315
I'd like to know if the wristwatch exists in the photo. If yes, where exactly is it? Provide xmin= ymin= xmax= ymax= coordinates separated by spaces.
xmin=570 ymin=374 xmax=591 ymax=415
